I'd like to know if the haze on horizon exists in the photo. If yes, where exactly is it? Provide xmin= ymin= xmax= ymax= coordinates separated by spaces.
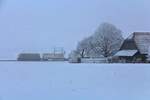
xmin=0 ymin=0 xmax=149 ymax=59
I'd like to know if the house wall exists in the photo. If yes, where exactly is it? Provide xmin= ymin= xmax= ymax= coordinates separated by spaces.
xmin=118 ymin=54 xmax=147 ymax=63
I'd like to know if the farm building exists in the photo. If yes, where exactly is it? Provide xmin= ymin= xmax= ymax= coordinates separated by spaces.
xmin=114 ymin=32 xmax=150 ymax=63
xmin=42 ymin=48 xmax=65 ymax=61
xmin=42 ymin=53 xmax=65 ymax=61
xmin=68 ymin=51 xmax=81 ymax=63
xmin=17 ymin=53 xmax=41 ymax=61
xmin=80 ymin=57 xmax=108 ymax=63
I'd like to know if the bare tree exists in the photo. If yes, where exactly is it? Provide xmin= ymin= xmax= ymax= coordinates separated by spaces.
xmin=93 ymin=22 xmax=124 ymax=57
xmin=76 ymin=37 xmax=92 ymax=58
xmin=73 ymin=22 xmax=124 ymax=58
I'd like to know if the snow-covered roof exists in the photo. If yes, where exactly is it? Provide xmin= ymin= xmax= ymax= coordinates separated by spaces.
xmin=127 ymin=34 xmax=134 ymax=40
xmin=114 ymin=50 xmax=138 ymax=57
xmin=133 ymin=32 xmax=150 ymax=54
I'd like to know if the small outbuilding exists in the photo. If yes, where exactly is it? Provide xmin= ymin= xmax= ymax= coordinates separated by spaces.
xmin=68 ymin=51 xmax=81 ymax=63
xmin=17 ymin=53 xmax=41 ymax=61
xmin=42 ymin=53 xmax=65 ymax=61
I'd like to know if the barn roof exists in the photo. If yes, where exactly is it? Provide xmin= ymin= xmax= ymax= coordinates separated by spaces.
xmin=133 ymin=32 xmax=150 ymax=54
xmin=120 ymin=39 xmax=137 ymax=50
xmin=119 ymin=32 xmax=150 ymax=55
xmin=114 ymin=50 xmax=138 ymax=57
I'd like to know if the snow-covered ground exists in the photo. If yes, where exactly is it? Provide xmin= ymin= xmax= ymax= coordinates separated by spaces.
xmin=0 ymin=62 xmax=150 ymax=100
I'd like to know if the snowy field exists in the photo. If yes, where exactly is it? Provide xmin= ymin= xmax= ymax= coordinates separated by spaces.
xmin=0 ymin=62 xmax=150 ymax=100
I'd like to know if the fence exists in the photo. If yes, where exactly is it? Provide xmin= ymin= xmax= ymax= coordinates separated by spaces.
xmin=81 ymin=58 xmax=108 ymax=63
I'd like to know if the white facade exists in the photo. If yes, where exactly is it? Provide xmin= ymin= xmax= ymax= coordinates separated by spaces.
xmin=42 ymin=53 xmax=65 ymax=61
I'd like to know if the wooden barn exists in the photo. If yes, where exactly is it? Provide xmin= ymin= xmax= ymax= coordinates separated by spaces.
xmin=114 ymin=32 xmax=150 ymax=63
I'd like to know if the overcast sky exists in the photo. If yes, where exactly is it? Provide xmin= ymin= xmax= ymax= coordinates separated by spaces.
xmin=0 ymin=0 xmax=150 ymax=59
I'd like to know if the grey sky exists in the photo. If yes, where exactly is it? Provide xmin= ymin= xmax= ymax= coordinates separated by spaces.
xmin=0 ymin=0 xmax=149 ymax=59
